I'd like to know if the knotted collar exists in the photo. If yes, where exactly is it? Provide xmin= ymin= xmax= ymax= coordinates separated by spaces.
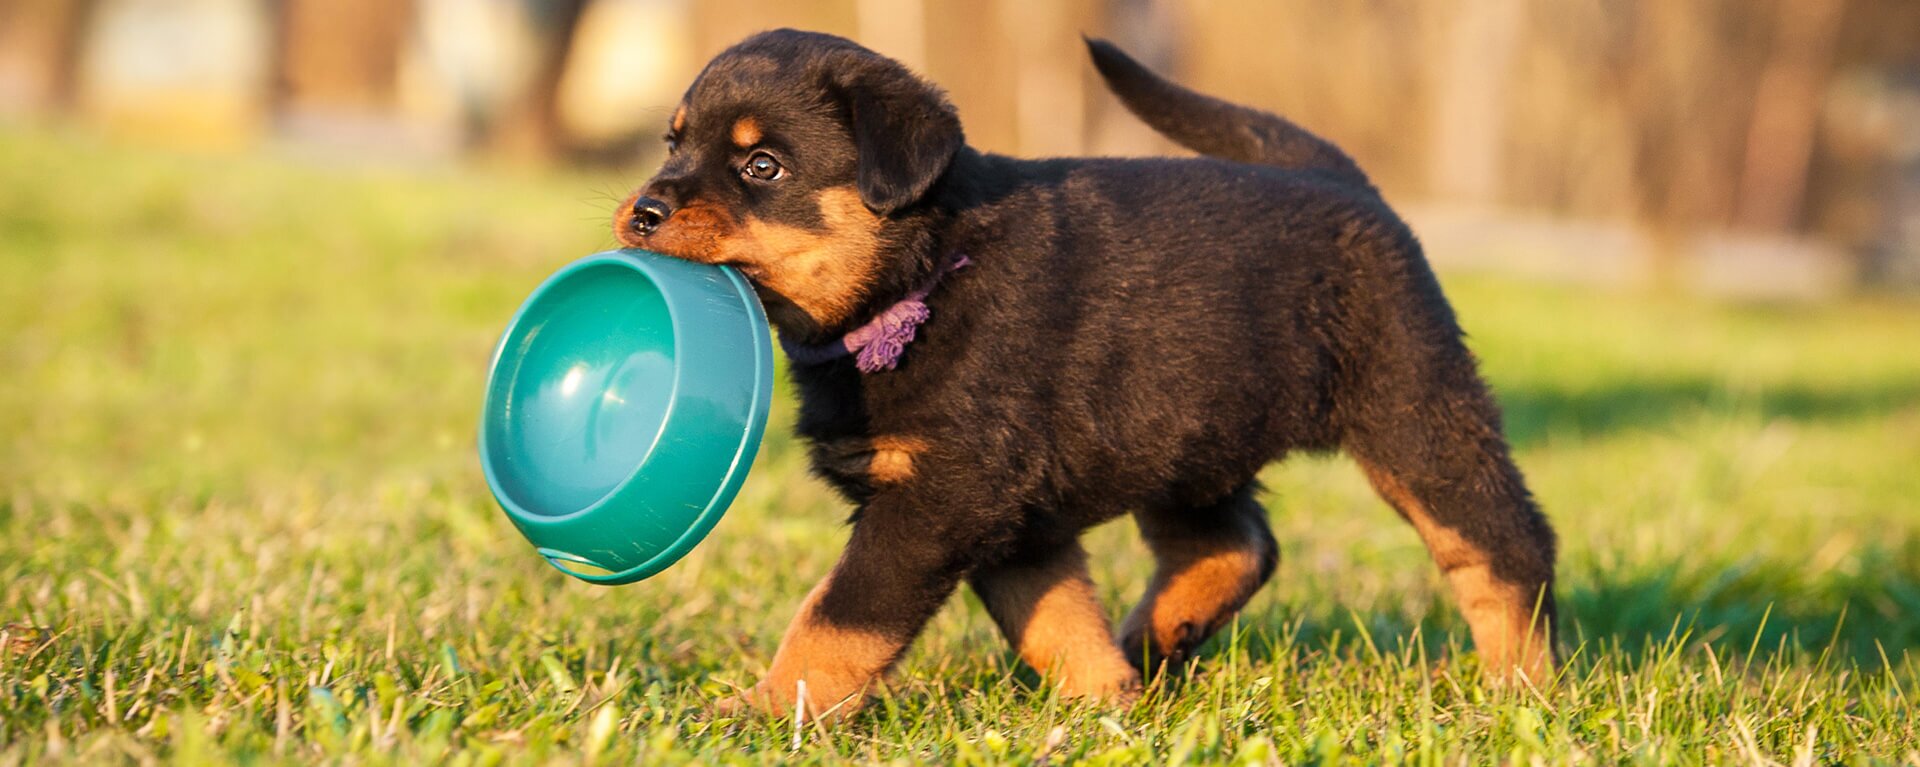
xmin=779 ymin=252 xmax=971 ymax=374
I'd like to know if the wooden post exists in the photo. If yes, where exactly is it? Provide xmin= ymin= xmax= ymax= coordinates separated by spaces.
xmin=1733 ymin=0 xmax=1847 ymax=233
xmin=271 ymin=0 xmax=415 ymax=112
xmin=0 ymin=0 xmax=101 ymax=113
xmin=1429 ymin=0 xmax=1521 ymax=206
xmin=486 ymin=0 xmax=590 ymax=160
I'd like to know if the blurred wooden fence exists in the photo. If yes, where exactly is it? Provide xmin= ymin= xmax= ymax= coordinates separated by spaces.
xmin=1 ymin=0 xmax=1916 ymax=288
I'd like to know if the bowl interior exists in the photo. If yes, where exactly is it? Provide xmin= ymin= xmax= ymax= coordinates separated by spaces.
xmin=484 ymin=262 xmax=677 ymax=517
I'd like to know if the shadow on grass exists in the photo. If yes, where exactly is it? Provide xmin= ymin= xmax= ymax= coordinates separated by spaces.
xmin=1209 ymin=546 xmax=1920 ymax=673
xmin=1496 ymin=378 xmax=1920 ymax=448
xmin=1554 ymin=551 xmax=1920 ymax=666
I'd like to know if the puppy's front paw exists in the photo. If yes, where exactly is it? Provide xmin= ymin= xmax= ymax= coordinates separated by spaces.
xmin=1070 ymin=675 xmax=1143 ymax=709
xmin=1049 ymin=655 xmax=1145 ymax=706
xmin=713 ymin=683 xmax=783 ymax=719
xmin=712 ymin=678 xmax=869 ymax=722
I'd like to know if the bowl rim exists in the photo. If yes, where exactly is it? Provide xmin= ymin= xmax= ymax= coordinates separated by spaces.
xmin=477 ymin=249 xmax=773 ymax=583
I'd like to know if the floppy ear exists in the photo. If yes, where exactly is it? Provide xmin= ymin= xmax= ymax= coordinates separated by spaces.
xmin=835 ymin=59 xmax=964 ymax=216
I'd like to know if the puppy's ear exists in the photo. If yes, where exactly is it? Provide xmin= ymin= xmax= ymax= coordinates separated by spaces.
xmin=833 ymin=55 xmax=964 ymax=216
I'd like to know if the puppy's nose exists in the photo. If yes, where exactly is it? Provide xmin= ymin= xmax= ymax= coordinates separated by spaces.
xmin=629 ymin=197 xmax=672 ymax=236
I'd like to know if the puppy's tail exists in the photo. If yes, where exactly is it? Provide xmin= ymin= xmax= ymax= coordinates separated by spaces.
xmin=1085 ymin=37 xmax=1371 ymax=189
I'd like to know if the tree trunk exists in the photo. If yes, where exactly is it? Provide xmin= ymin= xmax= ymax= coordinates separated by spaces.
xmin=0 ymin=0 xmax=101 ymax=113
xmin=271 ymin=0 xmax=414 ymax=112
xmin=488 ymin=0 xmax=591 ymax=161
xmin=1733 ymin=0 xmax=1847 ymax=233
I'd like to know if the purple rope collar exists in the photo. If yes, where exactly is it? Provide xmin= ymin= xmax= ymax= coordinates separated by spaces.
xmin=780 ymin=252 xmax=971 ymax=374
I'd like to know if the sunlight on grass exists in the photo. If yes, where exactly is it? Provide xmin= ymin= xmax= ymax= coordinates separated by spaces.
xmin=3 ymin=128 xmax=1918 ymax=763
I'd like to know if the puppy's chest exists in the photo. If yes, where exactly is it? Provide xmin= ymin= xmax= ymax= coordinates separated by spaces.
xmin=792 ymin=377 xmax=934 ymax=500
xmin=804 ymin=432 xmax=928 ymax=500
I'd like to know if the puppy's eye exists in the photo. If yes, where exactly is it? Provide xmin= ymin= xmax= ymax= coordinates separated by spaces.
xmin=742 ymin=151 xmax=785 ymax=181
xmin=662 ymin=133 xmax=679 ymax=152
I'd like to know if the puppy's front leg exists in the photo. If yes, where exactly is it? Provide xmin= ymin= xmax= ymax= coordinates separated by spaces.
xmin=720 ymin=491 xmax=979 ymax=720
xmin=970 ymin=541 xmax=1141 ymax=701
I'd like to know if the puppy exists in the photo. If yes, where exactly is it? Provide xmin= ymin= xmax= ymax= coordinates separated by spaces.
xmin=615 ymin=30 xmax=1557 ymax=718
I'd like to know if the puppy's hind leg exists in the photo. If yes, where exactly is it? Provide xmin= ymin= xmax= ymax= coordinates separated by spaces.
xmin=1344 ymin=375 xmax=1559 ymax=684
xmin=1120 ymin=484 xmax=1279 ymax=673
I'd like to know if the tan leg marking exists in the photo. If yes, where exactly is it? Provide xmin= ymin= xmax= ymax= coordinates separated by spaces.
xmin=731 ymin=116 xmax=762 ymax=147
xmin=1120 ymin=533 xmax=1269 ymax=666
xmin=1358 ymin=460 xmax=1555 ymax=683
xmin=973 ymin=545 xmax=1141 ymax=700
xmin=720 ymin=575 xmax=902 ymax=721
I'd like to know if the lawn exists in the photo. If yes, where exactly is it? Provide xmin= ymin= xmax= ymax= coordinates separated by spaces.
xmin=2 ymin=127 xmax=1918 ymax=765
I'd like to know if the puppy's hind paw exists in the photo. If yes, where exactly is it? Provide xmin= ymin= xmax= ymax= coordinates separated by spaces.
xmin=1119 ymin=619 xmax=1203 ymax=676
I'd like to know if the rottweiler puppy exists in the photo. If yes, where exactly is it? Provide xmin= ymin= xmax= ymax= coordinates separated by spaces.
xmin=614 ymin=29 xmax=1558 ymax=718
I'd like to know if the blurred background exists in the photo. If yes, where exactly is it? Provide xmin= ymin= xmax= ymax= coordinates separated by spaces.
xmin=4 ymin=0 xmax=1920 ymax=296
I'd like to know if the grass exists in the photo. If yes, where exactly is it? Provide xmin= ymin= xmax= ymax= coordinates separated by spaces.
xmin=2 ymin=126 xmax=1919 ymax=765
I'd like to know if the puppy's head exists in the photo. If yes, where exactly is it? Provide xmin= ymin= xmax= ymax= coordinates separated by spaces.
xmin=615 ymin=30 xmax=964 ymax=338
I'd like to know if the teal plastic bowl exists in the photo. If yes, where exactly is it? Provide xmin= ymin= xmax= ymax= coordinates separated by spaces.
xmin=479 ymin=249 xmax=773 ymax=585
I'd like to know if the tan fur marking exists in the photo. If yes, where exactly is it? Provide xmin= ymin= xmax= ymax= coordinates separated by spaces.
xmin=815 ymin=435 xmax=927 ymax=485
xmin=1362 ymin=464 xmax=1477 ymax=569
xmin=1122 ymin=541 xmax=1267 ymax=660
xmin=1358 ymin=460 xmax=1554 ymax=682
xmin=867 ymin=436 xmax=925 ymax=484
xmin=731 ymin=187 xmax=884 ymax=327
xmin=1443 ymin=562 xmax=1555 ymax=682
xmin=731 ymin=116 xmax=762 ymax=147
xmin=616 ymin=186 xmax=886 ymax=328
xmin=721 ymin=575 xmax=902 ymax=720
xmin=616 ymin=197 xmax=733 ymax=252
xmin=973 ymin=547 xmax=1141 ymax=699
xmin=670 ymin=105 xmax=687 ymax=133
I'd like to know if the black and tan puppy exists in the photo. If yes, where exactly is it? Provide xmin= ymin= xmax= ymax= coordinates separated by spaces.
xmin=614 ymin=30 xmax=1557 ymax=718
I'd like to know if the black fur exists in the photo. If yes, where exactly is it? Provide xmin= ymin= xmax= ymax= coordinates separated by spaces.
xmin=828 ymin=48 xmax=966 ymax=215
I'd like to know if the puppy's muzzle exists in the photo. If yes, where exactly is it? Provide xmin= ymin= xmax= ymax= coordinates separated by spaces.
xmin=629 ymin=197 xmax=672 ymax=237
